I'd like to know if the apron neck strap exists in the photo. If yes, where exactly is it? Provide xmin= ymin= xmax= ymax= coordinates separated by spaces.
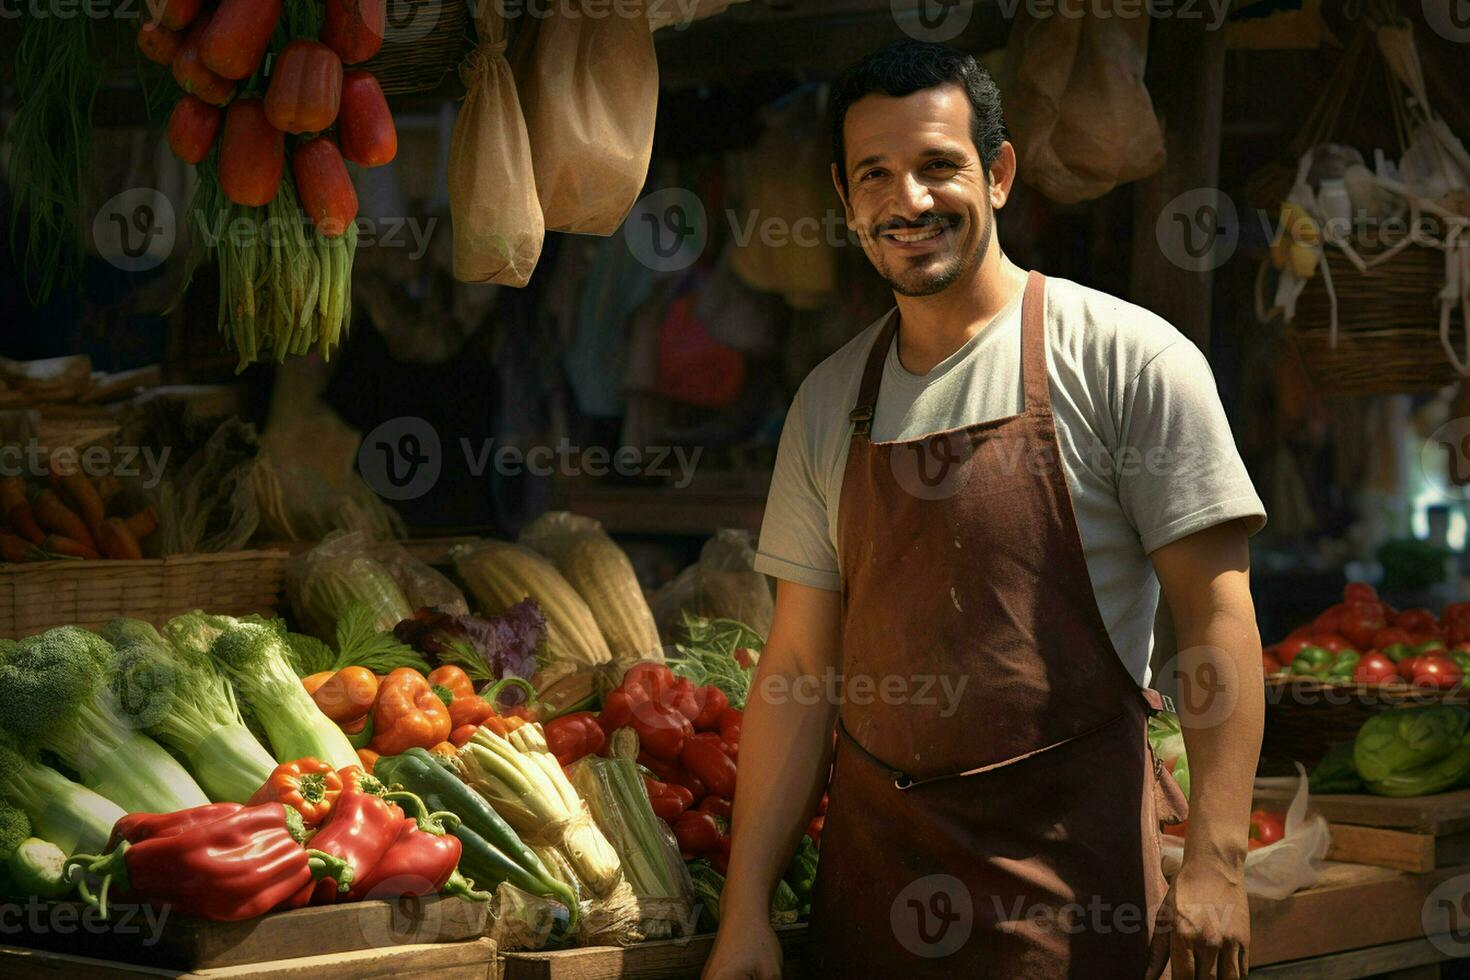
xmin=848 ymin=271 xmax=1050 ymax=438
xmin=1020 ymin=269 xmax=1050 ymax=414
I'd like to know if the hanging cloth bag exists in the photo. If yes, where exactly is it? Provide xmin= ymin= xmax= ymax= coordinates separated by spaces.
xmin=449 ymin=7 xmax=543 ymax=285
xmin=517 ymin=0 xmax=659 ymax=235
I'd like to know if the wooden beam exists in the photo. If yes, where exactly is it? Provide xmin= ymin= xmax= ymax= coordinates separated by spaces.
xmin=1128 ymin=15 xmax=1228 ymax=352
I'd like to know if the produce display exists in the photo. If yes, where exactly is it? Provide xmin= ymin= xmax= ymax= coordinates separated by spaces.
xmin=1264 ymin=583 xmax=1470 ymax=690
xmin=0 ymin=525 xmax=808 ymax=955
xmin=153 ymin=0 xmax=397 ymax=369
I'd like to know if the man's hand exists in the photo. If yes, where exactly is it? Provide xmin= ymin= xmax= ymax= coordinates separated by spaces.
xmin=1151 ymin=520 xmax=1264 ymax=979
xmin=703 ymin=917 xmax=782 ymax=980
xmin=1150 ymin=857 xmax=1250 ymax=980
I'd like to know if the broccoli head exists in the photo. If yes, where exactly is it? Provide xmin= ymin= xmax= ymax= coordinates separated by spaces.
xmin=0 ymin=627 xmax=117 ymax=738
xmin=99 ymin=618 xmax=171 ymax=653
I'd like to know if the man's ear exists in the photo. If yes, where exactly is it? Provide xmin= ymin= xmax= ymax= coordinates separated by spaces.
xmin=831 ymin=162 xmax=855 ymax=227
xmin=988 ymin=141 xmax=1018 ymax=210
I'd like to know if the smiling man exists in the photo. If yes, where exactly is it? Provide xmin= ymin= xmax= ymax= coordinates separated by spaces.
xmin=703 ymin=41 xmax=1266 ymax=980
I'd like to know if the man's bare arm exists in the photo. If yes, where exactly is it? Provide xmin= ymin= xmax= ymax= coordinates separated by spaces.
xmin=705 ymin=580 xmax=842 ymax=979
xmin=1151 ymin=519 xmax=1264 ymax=980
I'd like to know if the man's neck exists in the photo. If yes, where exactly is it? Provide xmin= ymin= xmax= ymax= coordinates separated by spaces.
xmin=892 ymin=254 xmax=1029 ymax=376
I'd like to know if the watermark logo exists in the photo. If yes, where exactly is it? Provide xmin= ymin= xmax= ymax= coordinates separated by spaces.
xmin=892 ymin=0 xmax=974 ymax=42
xmin=1421 ymin=417 xmax=1470 ymax=504
xmin=95 ymin=188 xmax=175 ymax=273
xmin=358 ymin=416 xmax=443 ymax=502
xmin=888 ymin=432 xmax=977 ymax=501
xmin=1423 ymin=0 xmax=1470 ymax=43
xmin=1155 ymin=645 xmax=1240 ymax=730
xmin=1424 ymin=874 xmax=1470 ymax=955
xmin=1155 ymin=187 xmax=1238 ymax=273
xmin=891 ymin=874 xmax=973 ymax=957
xmin=624 ymin=187 xmax=707 ymax=272
xmin=383 ymin=0 xmax=444 ymax=46
xmin=0 ymin=896 xmax=168 ymax=944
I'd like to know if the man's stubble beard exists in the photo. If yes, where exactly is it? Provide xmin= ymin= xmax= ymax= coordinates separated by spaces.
xmin=877 ymin=205 xmax=993 ymax=298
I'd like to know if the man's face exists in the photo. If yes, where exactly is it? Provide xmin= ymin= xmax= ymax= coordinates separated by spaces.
xmin=835 ymin=84 xmax=1004 ymax=297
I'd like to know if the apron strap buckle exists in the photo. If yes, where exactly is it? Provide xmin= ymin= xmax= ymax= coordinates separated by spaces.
xmin=893 ymin=771 xmax=914 ymax=791
xmin=849 ymin=406 xmax=874 ymax=438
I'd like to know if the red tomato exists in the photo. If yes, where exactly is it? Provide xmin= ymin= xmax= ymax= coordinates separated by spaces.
xmin=1372 ymin=627 xmax=1414 ymax=650
xmin=1409 ymin=632 xmax=1448 ymax=648
xmin=1263 ymin=653 xmax=1282 ymax=676
xmin=1443 ymin=603 xmax=1470 ymax=628
xmin=1286 ymin=624 xmax=1317 ymax=641
xmin=1398 ymin=656 xmax=1421 ymax=681
xmin=1343 ymin=583 xmax=1378 ymax=604
xmin=1277 ymin=637 xmax=1314 ymax=665
xmin=1315 ymin=634 xmax=1357 ymax=654
xmin=1395 ymin=608 xmax=1440 ymax=633
xmin=1354 ymin=653 xmax=1398 ymax=685
xmin=1250 ymin=809 xmax=1286 ymax=847
xmin=1340 ymin=601 xmax=1388 ymax=650
xmin=1314 ymin=604 xmax=1347 ymax=635
xmin=1449 ymin=622 xmax=1470 ymax=647
xmin=1411 ymin=656 xmax=1463 ymax=690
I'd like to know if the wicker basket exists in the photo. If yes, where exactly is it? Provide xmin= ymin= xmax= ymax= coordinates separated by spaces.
xmin=1262 ymin=677 xmax=1470 ymax=768
xmin=1286 ymin=246 xmax=1466 ymax=396
xmin=0 ymin=549 xmax=288 ymax=639
xmin=360 ymin=0 xmax=473 ymax=96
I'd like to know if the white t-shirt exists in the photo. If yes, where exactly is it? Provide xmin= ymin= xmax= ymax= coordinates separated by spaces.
xmin=754 ymin=275 xmax=1267 ymax=686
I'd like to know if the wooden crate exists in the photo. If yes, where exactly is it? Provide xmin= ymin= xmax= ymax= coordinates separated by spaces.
xmin=498 ymin=925 xmax=810 ymax=980
xmin=0 ymin=937 xmax=497 ymax=980
xmin=0 ymin=895 xmax=487 ymax=971
xmin=0 ymin=549 xmax=289 ymax=639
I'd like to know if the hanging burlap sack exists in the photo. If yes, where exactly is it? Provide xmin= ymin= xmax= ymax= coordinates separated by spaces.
xmin=1002 ymin=1 xmax=1164 ymax=204
xmin=450 ymin=9 xmax=543 ymax=285
xmin=517 ymin=0 xmax=659 ymax=235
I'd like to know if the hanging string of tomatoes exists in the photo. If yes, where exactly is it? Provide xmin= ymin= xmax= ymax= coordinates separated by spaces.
xmin=139 ymin=0 xmax=396 ymax=371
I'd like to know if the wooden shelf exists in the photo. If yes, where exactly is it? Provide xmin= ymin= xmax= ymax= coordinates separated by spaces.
xmin=556 ymin=485 xmax=768 ymax=537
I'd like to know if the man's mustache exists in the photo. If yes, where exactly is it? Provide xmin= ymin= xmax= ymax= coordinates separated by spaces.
xmin=871 ymin=213 xmax=963 ymax=235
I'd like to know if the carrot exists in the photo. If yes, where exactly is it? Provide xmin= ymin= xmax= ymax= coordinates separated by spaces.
xmin=42 ymin=535 xmax=101 ymax=561
xmin=123 ymin=506 xmax=159 ymax=541
xmin=6 ymin=504 xmax=46 ymax=546
xmin=31 ymin=490 xmax=96 ymax=550
xmin=48 ymin=458 xmax=104 ymax=538
xmin=0 ymin=532 xmax=39 ymax=563
xmin=97 ymin=517 xmax=143 ymax=560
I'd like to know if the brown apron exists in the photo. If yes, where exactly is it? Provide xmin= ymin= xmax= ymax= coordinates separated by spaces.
xmin=807 ymin=272 xmax=1186 ymax=979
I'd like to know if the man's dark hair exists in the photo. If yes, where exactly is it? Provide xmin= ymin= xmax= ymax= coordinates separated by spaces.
xmin=830 ymin=40 xmax=1008 ymax=192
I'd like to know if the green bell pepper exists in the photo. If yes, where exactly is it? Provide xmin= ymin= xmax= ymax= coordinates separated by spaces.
xmin=1450 ymin=651 xmax=1470 ymax=675
xmin=1327 ymin=650 xmax=1361 ymax=680
xmin=1383 ymin=643 xmax=1415 ymax=664
xmin=8 ymin=838 xmax=70 ymax=899
xmin=1310 ymin=741 xmax=1364 ymax=794
xmin=1292 ymin=645 xmax=1334 ymax=675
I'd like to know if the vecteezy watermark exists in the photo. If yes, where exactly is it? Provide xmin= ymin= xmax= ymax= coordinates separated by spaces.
xmin=1155 ymin=645 xmax=1241 ymax=730
xmin=357 ymin=417 xmax=704 ymax=501
xmin=992 ymin=0 xmax=1233 ymax=28
xmin=1420 ymin=417 xmax=1470 ymax=505
xmin=755 ymin=669 xmax=970 ymax=718
xmin=94 ymin=189 xmax=176 ymax=274
xmin=0 ymin=896 xmax=169 ymax=944
xmin=1422 ymin=0 xmax=1470 ymax=44
xmin=623 ymin=188 xmax=708 ymax=273
xmin=1155 ymin=188 xmax=1240 ymax=274
xmin=2 ymin=441 xmax=171 ymax=490
xmin=891 ymin=0 xmax=975 ymax=43
xmin=1424 ymin=874 xmax=1470 ymax=956
xmin=891 ymin=875 xmax=974 ymax=957
xmin=190 ymin=210 xmax=440 ymax=259
xmin=993 ymin=895 xmax=1236 ymax=938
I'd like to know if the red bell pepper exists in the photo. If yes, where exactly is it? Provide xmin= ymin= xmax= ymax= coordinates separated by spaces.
xmin=106 ymin=802 xmax=244 ymax=852
xmin=248 ymin=757 xmax=344 ymax=828
xmin=338 ymin=70 xmax=397 ymax=167
xmin=697 ymin=796 xmax=732 ymax=819
xmin=673 ymin=809 xmax=722 ymax=857
xmin=623 ymin=684 xmax=692 ymax=762
xmin=692 ymin=686 xmax=729 ymax=732
xmin=200 ymin=0 xmax=280 ymax=80
xmin=807 ymin=814 xmax=824 ymax=847
xmin=171 ymin=14 xmax=236 ymax=107
xmin=449 ymin=695 xmax=496 ymax=730
xmin=637 ymin=750 xmax=707 ymax=801
xmin=293 ymin=137 xmax=358 ymax=238
xmin=322 ymin=0 xmax=388 ymax=64
xmin=339 ymin=765 xmax=395 ymax=803
xmin=67 ymin=803 xmax=351 ymax=921
xmin=681 ymin=732 xmax=738 ymax=800
xmin=717 ymin=707 xmax=742 ymax=747
xmin=218 ymin=99 xmax=284 ymax=207
xmin=307 ymin=789 xmax=417 ymax=903
xmin=346 ymin=811 xmax=488 ymax=903
xmin=643 ymin=775 xmax=693 ymax=822
xmin=264 ymin=40 xmax=344 ymax=135
xmin=544 ymin=711 xmax=607 ymax=767
xmin=167 ymin=94 xmax=222 ymax=165
xmin=137 ymin=22 xmax=183 ymax=66
xmin=669 ymin=677 xmax=702 ymax=725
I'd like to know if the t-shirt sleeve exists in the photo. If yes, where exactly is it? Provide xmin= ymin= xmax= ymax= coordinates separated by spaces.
xmin=754 ymin=388 xmax=843 ymax=591
xmin=1117 ymin=340 xmax=1267 ymax=554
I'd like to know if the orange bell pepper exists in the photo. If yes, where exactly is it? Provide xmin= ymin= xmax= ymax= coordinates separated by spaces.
xmin=426 ymin=665 xmax=475 ymax=702
xmin=369 ymin=668 xmax=451 ymax=755
xmin=356 ymin=748 xmax=380 ymax=773
xmin=428 ymin=741 xmax=457 ymax=759
xmin=246 ymin=757 xmax=343 ymax=827
xmin=302 ymin=671 xmax=334 ymax=696
xmin=448 ymin=694 xmax=495 ymax=730
xmin=312 ymin=666 xmax=379 ymax=724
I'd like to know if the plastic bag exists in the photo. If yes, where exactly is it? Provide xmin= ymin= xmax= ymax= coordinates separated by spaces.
xmin=1161 ymin=765 xmax=1329 ymax=900
xmin=649 ymin=529 xmax=774 ymax=641
xmin=288 ymin=531 xmax=464 ymax=640
xmin=449 ymin=5 xmax=542 ymax=285
xmin=1002 ymin=2 xmax=1164 ymax=204
xmin=516 ymin=0 xmax=658 ymax=235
